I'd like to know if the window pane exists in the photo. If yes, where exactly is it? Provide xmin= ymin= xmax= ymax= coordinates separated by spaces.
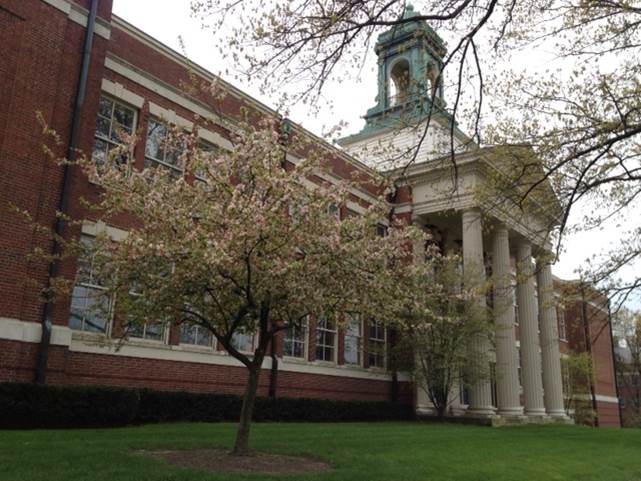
xmin=113 ymin=104 xmax=134 ymax=131
xmin=232 ymin=330 xmax=253 ymax=352
xmin=91 ymin=138 xmax=108 ymax=166
xmin=196 ymin=327 xmax=213 ymax=347
xmin=98 ymin=96 xmax=113 ymax=118
xmin=145 ymin=119 xmax=166 ymax=161
xmin=83 ymin=288 xmax=109 ymax=333
xmin=144 ymin=323 xmax=163 ymax=341
xmin=180 ymin=324 xmax=197 ymax=344
xmin=344 ymin=337 xmax=359 ymax=365
xmin=95 ymin=116 xmax=111 ymax=138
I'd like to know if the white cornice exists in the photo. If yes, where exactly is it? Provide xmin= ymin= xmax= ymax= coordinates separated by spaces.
xmin=41 ymin=0 xmax=111 ymax=39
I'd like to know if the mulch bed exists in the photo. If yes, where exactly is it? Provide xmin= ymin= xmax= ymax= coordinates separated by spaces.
xmin=135 ymin=448 xmax=333 ymax=475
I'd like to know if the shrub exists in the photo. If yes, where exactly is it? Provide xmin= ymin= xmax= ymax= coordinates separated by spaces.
xmin=0 ymin=383 xmax=139 ymax=428
xmin=0 ymin=382 xmax=413 ymax=428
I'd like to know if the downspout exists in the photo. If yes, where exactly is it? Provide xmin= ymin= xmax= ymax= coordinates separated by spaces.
xmin=35 ymin=0 xmax=100 ymax=384
xmin=607 ymin=299 xmax=623 ymax=427
xmin=268 ymin=331 xmax=278 ymax=399
xmin=580 ymin=285 xmax=599 ymax=426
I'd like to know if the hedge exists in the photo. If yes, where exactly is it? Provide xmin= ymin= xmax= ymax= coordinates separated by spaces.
xmin=0 ymin=382 xmax=413 ymax=428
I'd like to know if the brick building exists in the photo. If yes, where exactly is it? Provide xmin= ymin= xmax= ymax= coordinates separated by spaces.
xmin=555 ymin=282 xmax=621 ymax=427
xmin=0 ymin=0 xmax=620 ymax=426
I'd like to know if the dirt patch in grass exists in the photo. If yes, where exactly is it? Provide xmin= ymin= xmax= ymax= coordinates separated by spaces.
xmin=136 ymin=448 xmax=333 ymax=475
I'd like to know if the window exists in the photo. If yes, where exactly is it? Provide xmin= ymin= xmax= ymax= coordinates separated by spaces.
xmin=283 ymin=319 xmax=307 ymax=358
xmin=344 ymin=313 xmax=362 ymax=366
xmin=180 ymin=323 xmax=214 ymax=348
xmin=315 ymin=314 xmax=336 ymax=362
xmin=368 ymin=320 xmax=386 ymax=368
xmin=127 ymin=321 xmax=165 ymax=342
xmin=194 ymin=139 xmax=219 ymax=182
xmin=376 ymin=224 xmax=388 ymax=237
xmin=557 ymin=306 xmax=567 ymax=341
xmin=92 ymin=95 xmax=136 ymax=166
xmin=327 ymin=203 xmax=340 ymax=220
xmin=231 ymin=329 xmax=255 ymax=353
xmin=69 ymin=235 xmax=112 ymax=334
xmin=144 ymin=118 xmax=184 ymax=175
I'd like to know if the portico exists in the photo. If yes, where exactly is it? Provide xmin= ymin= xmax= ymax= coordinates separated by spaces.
xmin=404 ymin=149 xmax=570 ymax=422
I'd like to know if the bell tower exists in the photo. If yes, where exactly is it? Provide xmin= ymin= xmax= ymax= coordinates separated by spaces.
xmin=343 ymin=4 xmax=451 ymax=138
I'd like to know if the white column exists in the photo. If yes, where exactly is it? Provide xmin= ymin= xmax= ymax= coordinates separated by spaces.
xmin=492 ymin=226 xmax=523 ymax=416
xmin=462 ymin=208 xmax=495 ymax=416
xmin=516 ymin=241 xmax=546 ymax=416
xmin=536 ymin=259 xmax=568 ymax=418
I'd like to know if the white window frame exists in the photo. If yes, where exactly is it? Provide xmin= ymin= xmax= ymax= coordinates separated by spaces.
xmin=315 ymin=314 xmax=337 ymax=363
xmin=283 ymin=318 xmax=308 ymax=359
xmin=344 ymin=313 xmax=362 ymax=367
xmin=92 ymin=94 xmax=137 ymax=166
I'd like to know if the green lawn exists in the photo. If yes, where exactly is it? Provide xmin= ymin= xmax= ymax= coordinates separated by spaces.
xmin=1 ymin=422 xmax=641 ymax=481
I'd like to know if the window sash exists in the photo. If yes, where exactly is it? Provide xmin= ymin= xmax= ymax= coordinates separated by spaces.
xmin=180 ymin=323 xmax=215 ymax=348
xmin=128 ymin=322 xmax=166 ymax=342
xmin=69 ymin=234 xmax=112 ymax=334
xmin=231 ymin=330 xmax=255 ymax=353
xmin=144 ymin=118 xmax=184 ymax=174
xmin=69 ymin=282 xmax=112 ymax=334
xmin=93 ymin=95 xmax=136 ymax=165
xmin=344 ymin=313 xmax=362 ymax=366
xmin=284 ymin=320 xmax=307 ymax=358
xmin=315 ymin=316 xmax=336 ymax=362
xmin=368 ymin=321 xmax=386 ymax=368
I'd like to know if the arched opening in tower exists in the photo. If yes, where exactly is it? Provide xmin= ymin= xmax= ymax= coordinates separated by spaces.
xmin=389 ymin=59 xmax=410 ymax=106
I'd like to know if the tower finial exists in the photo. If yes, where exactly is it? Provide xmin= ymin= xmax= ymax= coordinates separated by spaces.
xmin=402 ymin=3 xmax=416 ymax=19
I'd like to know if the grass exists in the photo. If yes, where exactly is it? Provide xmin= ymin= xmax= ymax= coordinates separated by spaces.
xmin=1 ymin=422 xmax=641 ymax=481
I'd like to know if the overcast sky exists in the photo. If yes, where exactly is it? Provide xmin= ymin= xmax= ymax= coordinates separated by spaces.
xmin=111 ymin=0 xmax=636 ymax=300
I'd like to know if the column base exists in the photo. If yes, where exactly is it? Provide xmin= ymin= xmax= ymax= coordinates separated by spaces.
xmin=548 ymin=410 xmax=574 ymax=424
xmin=524 ymin=408 xmax=548 ymax=417
xmin=497 ymin=407 xmax=525 ymax=418
xmin=465 ymin=406 xmax=497 ymax=419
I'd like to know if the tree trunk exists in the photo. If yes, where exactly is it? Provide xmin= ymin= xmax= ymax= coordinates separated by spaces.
xmin=232 ymin=367 xmax=261 ymax=456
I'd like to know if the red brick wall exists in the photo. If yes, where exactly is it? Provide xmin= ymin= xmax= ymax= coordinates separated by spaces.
xmin=0 ymin=337 xmax=412 ymax=403
xmin=562 ymin=289 xmax=621 ymax=427
xmin=596 ymin=400 xmax=620 ymax=427
xmin=0 ymin=0 xmax=112 ymax=334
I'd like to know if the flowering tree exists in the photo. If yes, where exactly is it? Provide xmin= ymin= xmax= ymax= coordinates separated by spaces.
xmin=37 ymin=118 xmax=422 ymax=455
xmin=394 ymin=254 xmax=493 ymax=420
